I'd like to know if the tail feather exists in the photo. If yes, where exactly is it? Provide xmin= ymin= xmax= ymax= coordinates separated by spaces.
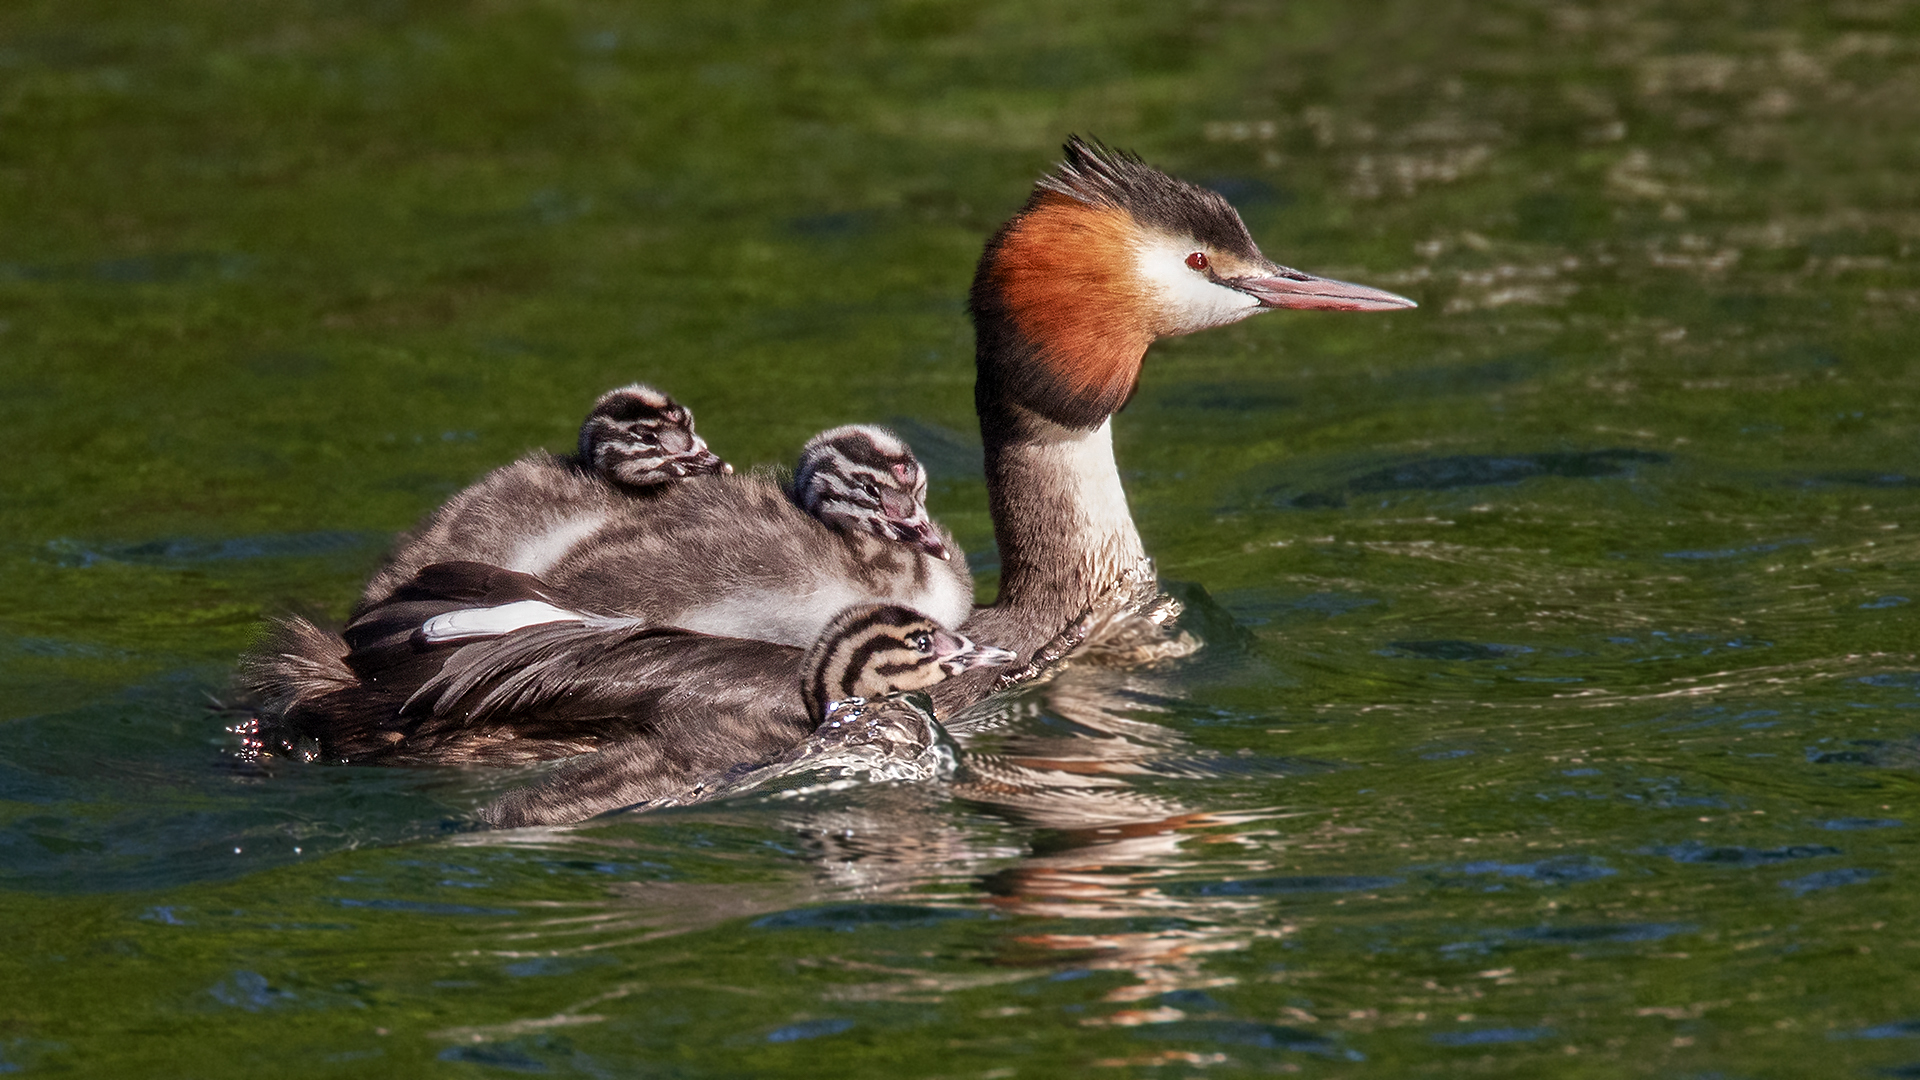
xmin=242 ymin=616 xmax=356 ymax=716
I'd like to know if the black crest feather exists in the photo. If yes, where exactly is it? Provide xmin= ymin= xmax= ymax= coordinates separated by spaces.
xmin=1036 ymin=135 xmax=1263 ymax=261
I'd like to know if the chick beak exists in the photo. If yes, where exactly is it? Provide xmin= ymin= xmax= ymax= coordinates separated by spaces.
xmin=671 ymin=443 xmax=730 ymax=478
xmin=879 ymin=490 xmax=951 ymax=559
xmin=888 ymin=516 xmax=951 ymax=560
xmin=932 ymin=629 xmax=1019 ymax=675
xmin=1232 ymin=266 xmax=1418 ymax=312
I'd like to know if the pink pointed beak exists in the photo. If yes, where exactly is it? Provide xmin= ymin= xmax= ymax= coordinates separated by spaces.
xmin=1233 ymin=267 xmax=1418 ymax=312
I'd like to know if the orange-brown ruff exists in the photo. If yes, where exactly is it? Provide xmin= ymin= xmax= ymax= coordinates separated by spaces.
xmin=985 ymin=193 xmax=1156 ymax=425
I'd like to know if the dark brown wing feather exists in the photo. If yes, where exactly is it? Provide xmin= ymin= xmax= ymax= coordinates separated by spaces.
xmin=261 ymin=560 xmax=817 ymax=766
xmin=411 ymin=621 xmax=806 ymax=728
xmin=341 ymin=561 xmax=562 ymax=681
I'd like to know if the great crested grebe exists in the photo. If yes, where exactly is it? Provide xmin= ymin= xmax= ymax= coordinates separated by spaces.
xmin=243 ymin=136 xmax=1412 ymax=771
xmin=245 ymin=561 xmax=1009 ymax=767
xmin=360 ymin=383 xmax=727 ymax=608
xmin=579 ymin=383 xmax=732 ymax=490
xmin=931 ymin=135 xmax=1414 ymax=707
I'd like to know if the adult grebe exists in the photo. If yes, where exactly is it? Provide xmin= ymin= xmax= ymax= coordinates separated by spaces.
xmin=934 ymin=136 xmax=1414 ymax=707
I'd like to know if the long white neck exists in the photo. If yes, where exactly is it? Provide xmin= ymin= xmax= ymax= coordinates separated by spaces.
xmin=970 ymin=402 xmax=1146 ymax=659
xmin=951 ymin=211 xmax=1158 ymax=695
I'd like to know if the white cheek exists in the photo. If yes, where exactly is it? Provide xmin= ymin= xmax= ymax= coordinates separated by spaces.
xmin=1133 ymin=239 xmax=1261 ymax=334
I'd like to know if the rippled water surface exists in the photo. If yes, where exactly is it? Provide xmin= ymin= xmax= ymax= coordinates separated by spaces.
xmin=4 ymin=1 xmax=1918 ymax=1075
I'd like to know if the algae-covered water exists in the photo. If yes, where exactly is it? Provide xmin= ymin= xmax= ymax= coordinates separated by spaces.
xmin=4 ymin=1 xmax=1918 ymax=1075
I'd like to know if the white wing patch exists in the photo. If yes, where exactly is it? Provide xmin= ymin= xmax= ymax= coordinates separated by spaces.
xmin=420 ymin=600 xmax=585 ymax=643
xmin=674 ymin=555 xmax=974 ymax=648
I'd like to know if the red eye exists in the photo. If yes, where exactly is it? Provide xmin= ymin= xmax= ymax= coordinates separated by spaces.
xmin=1186 ymin=251 xmax=1210 ymax=271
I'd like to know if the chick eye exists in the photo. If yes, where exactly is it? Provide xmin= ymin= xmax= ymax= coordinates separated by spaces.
xmin=1185 ymin=251 xmax=1210 ymax=272
xmin=908 ymin=631 xmax=932 ymax=653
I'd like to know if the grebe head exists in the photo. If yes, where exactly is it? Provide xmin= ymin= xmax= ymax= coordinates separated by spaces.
xmin=579 ymin=383 xmax=731 ymax=488
xmin=792 ymin=424 xmax=951 ymax=560
xmin=801 ymin=603 xmax=1017 ymax=719
xmin=971 ymin=135 xmax=1417 ymax=430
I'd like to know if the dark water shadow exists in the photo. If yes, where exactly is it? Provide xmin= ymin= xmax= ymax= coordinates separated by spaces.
xmin=41 ymin=531 xmax=385 ymax=569
xmin=1806 ymin=472 xmax=1920 ymax=490
xmin=0 ymin=252 xmax=251 ymax=285
xmin=0 ymin=670 xmax=524 ymax=893
xmin=1278 ymin=449 xmax=1670 ymax=509
xmin=1384 ymin=640 xmax=1534 ymax=662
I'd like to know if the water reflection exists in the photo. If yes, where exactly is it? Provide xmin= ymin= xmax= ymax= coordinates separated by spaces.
xmin=953 ymin=662 xmax=1331 ymax=1012
xmin=976 ymin=811 xmax=1284 ymax=1012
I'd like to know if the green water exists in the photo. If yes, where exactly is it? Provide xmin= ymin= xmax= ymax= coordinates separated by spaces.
xmin=4 ymin=0 xmax=1918 ymax=1074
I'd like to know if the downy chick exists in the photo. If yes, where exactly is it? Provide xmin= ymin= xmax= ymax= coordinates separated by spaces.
xmin=519 ymin=423 xmax=973 ymax=647
xmin=359 ymin=383 xmax=727 ymax=608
